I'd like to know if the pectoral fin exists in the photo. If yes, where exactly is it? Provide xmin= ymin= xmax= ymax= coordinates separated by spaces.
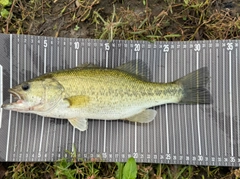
xmin=126 ymin=109 xmax=157 ymax=123
xmin=65 ymin=95 xmax=90 ymax=108
xmin=68 ymin=118 xmax=88 ymax=131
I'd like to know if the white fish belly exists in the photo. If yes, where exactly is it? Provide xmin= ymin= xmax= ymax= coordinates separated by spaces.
xmin=35 ymin=96 xmax=180 ymax=120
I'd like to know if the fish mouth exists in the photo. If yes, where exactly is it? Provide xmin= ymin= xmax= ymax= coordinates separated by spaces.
xmin=9 ymin=89 xmax=24 ymax=103
xmin=1 ymin=89 xmax=25 ymax=110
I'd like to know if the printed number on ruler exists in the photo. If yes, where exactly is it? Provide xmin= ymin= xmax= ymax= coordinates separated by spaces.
xmin=194 ymin=44 xmax=201 ymax=51
xmin=163 ymin=44 xmax=169 ymax=52
xmin=44 ymin=40 xmax=47 ymax=48
xmin=105 ymin=43 xmax=110 ymax=51
xmin=227 ymin=42 xmax=233 ymax=51
xmin=74 ymin=42 xmax=79 ymax=50
xmin=198 ymin=155 xmax=203 ymax=161
xmin=134 ymin=44 xmax=140 ymax=51
xmin=166 ymin=154 xmax=171 ymax=160
xmin=102 ymin=153 xmax=107 ymax=158
xmin=179 ymin=156 xmax=183 ymax=161
xmin=192 ymin=156 xmax=196 ymax=161
xmin=230 ymin=156 xmax=236 ymax=163
xmin=133 ymin=152 xmax=138 ymax=158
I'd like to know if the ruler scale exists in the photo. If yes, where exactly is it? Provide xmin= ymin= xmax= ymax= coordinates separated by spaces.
xmin=0 ymin=34 xmax=240 ymax=166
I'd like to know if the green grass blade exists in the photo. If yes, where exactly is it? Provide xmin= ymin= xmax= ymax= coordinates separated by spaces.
xmin=115 ymin=162 xmax=125 ymax=179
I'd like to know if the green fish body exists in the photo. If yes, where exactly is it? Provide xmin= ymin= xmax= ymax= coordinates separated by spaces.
xmin=2 ymin=61 xmax=211 ymax=131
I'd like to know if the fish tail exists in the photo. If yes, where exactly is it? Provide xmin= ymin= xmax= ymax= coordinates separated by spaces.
xmin=175 ymin=67 xmax=212 ymax=104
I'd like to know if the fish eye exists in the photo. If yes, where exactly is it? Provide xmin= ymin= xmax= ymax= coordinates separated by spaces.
xmin=22 ymin=83 xmax=30 ymax=91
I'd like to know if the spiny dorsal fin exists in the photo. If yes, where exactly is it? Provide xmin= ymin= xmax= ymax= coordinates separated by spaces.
xmin=73 ymin=60 xmax=151 ymax=81
xmin=116 ymin=60 xmax=151 ymax=81
xmin=74 ymin=63 xmax=99 ymax=69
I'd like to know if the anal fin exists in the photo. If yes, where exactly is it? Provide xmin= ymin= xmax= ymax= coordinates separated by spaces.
xmin=126 ymin=109 xmax=157 ymax=123
xmin=68 ymin=118 xmax=88 ymax=131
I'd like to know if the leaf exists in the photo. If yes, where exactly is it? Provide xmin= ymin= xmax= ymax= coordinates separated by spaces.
xmin=123 ymin=157 xmax=137 ymax=179
xmin=1 ymin=8 xmax=9 ymax=18
xmin=74 ymin=25 xmax=80 ymax=31
xmin=0 ymin=0 xmax=10 ymax=6
xmin=54 ymin=158 xmax=76 ymax=179
xmin=115 ymin=162 xmax=124 ymax=179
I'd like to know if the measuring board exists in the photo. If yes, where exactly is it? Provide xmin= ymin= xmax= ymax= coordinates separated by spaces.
xmin=0 ymin=34 xmax=239 ymax=166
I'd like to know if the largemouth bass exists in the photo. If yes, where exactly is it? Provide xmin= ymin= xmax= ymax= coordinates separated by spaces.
xmin=2 ymin=61 xmax=211 ymax=131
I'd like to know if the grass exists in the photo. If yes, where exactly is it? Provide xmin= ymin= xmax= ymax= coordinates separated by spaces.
xmin=0 ymin=0 xmax=240 ymax=178
xmin=92 ymin=0 xmax=240 ymax=41
xmin=1 ymin=0 xmax=239 ymax=40
xmin=93 ymin=5 xmax=123 ymax=41
xmin=1 ymin=149 xmax=239 ymax=178
xmin=1 ymin=159 xmax=239 ymax=178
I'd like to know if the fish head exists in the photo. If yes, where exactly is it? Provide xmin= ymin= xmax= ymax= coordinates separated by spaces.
xmin=2 ymin=78 xmax=64 ymax=112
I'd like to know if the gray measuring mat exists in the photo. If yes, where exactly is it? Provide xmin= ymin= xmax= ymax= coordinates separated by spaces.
xmin=0 ymin=34 xmax=239 ymax=166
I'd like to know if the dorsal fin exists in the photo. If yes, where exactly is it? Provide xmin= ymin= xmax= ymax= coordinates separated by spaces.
xmin=72 ymin=60 xmax=151 ymax=81
xmin=74 ymin=63 xmax=99 ymax=69
xmin=116 ymin=60 xmax=151 ymax=81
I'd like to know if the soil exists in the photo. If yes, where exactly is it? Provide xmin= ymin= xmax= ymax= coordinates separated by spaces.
xmin=27 ymin=0 xmax=159 ymax=37
xmin=2 ymin=0 xmax=240 ymax=40
xmin=28 ymin=0 xmax=165 ymax=38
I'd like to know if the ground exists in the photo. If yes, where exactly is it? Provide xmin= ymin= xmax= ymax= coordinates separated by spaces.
xmin=1 ymin=0 xmax=240 ymax=40
xmin=0 ymin=0 xmax=240 ymax=178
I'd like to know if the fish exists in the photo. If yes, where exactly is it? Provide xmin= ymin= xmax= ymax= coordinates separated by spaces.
xmin=1 ymin=61 xmax=211 ymax=131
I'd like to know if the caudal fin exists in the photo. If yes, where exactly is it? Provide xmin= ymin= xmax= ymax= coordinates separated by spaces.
xmin=175 ymin=67 xmax=212 ymax=104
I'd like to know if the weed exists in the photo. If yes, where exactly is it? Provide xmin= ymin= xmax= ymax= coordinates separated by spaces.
xmin=115 ymin=157 xmax=137 ymax=179
xmin=138 ymin=164 xmax=153 ymax=179
xmin=54 ymin=159 xmax=77 ymax=179
xmin=203 ymin=10 xmax=240 ymax=39
xmin=2 ymin=0 xmax=239 ymax=40
xmin=4 ymin=162 xmax=52 ymax=179
xmin=1 ymin=160 xmax=238 ymax=178
xmin=234 ymin=168 xmax=240 ymax=178
xmin=93 ymin=5 xmax=123 ymax=41
xmin=53 ymin=146 xmax=114 ymax=178
xmin=92 ymin=4 xmax=180 ymax=41
xmin=64 ymin=0 xmax=100 ymax=29
xmin=0 ymin=0 xmax=11 ymax=18
xmin=74 ymin=24 xmax=80 ymax=31
xmin=115 ymin=162 xmax=124 ymax=179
